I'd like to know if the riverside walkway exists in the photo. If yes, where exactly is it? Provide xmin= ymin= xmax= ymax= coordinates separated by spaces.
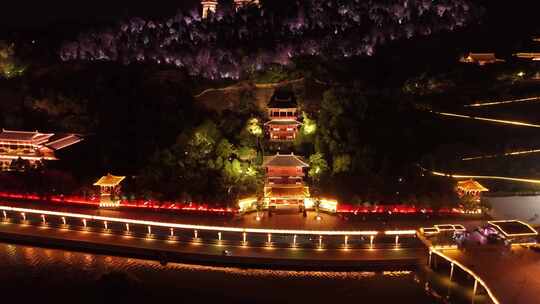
xmin=439 ymin=245 xmax=540 ymax=304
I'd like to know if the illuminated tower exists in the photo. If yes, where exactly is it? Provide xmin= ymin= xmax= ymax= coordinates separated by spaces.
xmin=201 ymin=0 xmax=218 ymax=19
xmin=234 ymin=0 xmax=260 ymax=10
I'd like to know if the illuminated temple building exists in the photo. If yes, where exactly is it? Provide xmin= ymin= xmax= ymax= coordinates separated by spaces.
xmin=265 ymin=91 xmax=301 ymax=142
xmin=514 ymin=37 xmax=540 ymax=61
xmin=455 ymin=179 xmax=489 ymax=202
xmin=0 ymin=129 xmax=83 ymax=171
xmin=93 ymin=173 xmax=126 ymax=208
xmin=459 ymin=53 xmax=504 ymax=66
xmin=263 ymin=153 xmax=309 ymax=209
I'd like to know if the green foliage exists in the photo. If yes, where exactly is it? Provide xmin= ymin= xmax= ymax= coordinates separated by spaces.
xmin=332 ymin=154 xmax=351 ymax=174
xmin=300 ymin=112 xmax=316 ymax=135
xmin=0 ymin=41 xmax=26 ymax=79
xmin=308 ymin=152 xmax=329 ymax=184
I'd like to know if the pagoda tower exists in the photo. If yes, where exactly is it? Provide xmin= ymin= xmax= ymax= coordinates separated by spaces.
xmin=201 ymin=0 xmax=218 ymax=19
xmin=234 ymin=0 xmax=260 ymax=10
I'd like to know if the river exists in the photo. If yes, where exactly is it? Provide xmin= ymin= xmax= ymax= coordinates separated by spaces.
xmin=0 ymin=242 xmax=487 ymax=304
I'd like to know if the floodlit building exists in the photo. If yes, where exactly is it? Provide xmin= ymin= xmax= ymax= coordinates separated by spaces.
xmin=459 ymin=53 xmax=504 ymax=66
xmin=455 ymin=179 xmax=489 ymax=202
xmin=0 ymin=129 xmax=83 ymax=171
xmin=93 ymin=173 xmax=126 ymax=208
xmin=234 ymin=0 xmax=260 ymax=10
xmin=265 ymin=91 xmax=301 ymax=141
xmin=262 ymin=153 xmax=309 ymax=209
xmin=201 ymin=0 xmax=218 ymax=19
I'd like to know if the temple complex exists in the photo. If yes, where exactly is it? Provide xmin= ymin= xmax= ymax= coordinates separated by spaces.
xmin=455 ymin=179 xmax=489 ymax=202
xmin=93 ymin=173 xmax=126 ymax=208
xmin=459 ymin=53 xmax=504 ymax=65
xmin=262 ymin=153 xmax=309 ymax=210
xmin=0 ymin=129 xmax=83 ymax=171
xmin=265 ymin=91 xmax=301 ymax=142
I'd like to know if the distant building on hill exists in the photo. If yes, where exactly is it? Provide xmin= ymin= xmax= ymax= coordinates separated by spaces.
xmin=0 ymin=129 xmax=83 ymax=171
xmin=265 ymin=90 xmax=301 ymax=142
xmin=459 ymin=53 xmax=504 ymax=66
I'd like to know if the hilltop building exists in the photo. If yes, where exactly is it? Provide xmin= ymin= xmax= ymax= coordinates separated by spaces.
xmin=265 ymin=91 xmax=301 ymax=142
xmin=459 ymin=53 xmax=504 ymax=66
xmin=0 ymin=129 xmax=83 ymax=171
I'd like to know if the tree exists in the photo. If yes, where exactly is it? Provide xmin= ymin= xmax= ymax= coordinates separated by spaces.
xmin=308 ymin=152 xmax=329 ymax=184
xmin=0 ymin=41 xmax=26 ymax=79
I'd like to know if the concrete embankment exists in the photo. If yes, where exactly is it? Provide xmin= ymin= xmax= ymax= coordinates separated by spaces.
xmin=0 ymin=222 xmax=426 ymax=270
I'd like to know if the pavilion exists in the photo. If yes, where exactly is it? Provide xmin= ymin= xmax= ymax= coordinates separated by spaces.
xmin=456 ymin=179 xmax=489 ymax=202
xmin=93 ymin=173 xmax=126 ymax=208
xmin=0 ymin=129 xmax=83 ymax=171
xmin=265 ymin=90 xmax=301 ymax=142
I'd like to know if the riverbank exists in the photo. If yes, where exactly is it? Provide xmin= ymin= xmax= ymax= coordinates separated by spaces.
xmin=0 ymin=220 xmax=426 ymax=270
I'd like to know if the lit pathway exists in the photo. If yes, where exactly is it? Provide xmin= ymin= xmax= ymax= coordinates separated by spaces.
xmin=0 ymin=221 xmax=425 ymax=268
xmin=464 ymin=96 xmax=540 ymax=108
xmin=462 ymin=148 xmax=540 ymax=161
xmin=432 ymin=111 xmax=540 ymax=128
xmin=441 ymin=245 xmax=540 ymax=304
xmin=422 ymin=167 xmax=540 ymax=185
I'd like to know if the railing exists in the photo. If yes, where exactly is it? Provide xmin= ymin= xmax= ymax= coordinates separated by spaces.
xmin=0 ymin=205 xmax=418 ymax=249
xmin=429 ymin=248 xmax=500 ymax=304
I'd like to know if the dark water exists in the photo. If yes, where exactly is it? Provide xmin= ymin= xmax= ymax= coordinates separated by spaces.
xmin=0 ymin=242 xmax=483 ymax=304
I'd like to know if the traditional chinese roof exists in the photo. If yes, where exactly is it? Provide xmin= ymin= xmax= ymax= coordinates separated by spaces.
xmin=0 ymin=129 xmax=54 ymax=144
xmin=267 ymin=90 xmax=297 ymax=109
xmin=487 ymin=220 xmax=538 ymax=237
xmin=93 ymin=174 xmax=126 ymax=187
xmin=46 ymin=134 xmax=84 ymax=150
xmin=262 ymin=153 xmax=309 ymax=168
xmin=456 ymin=179 xmax=489 ymax=192
xmin=264 ymin=120 xmax=301 ymax=126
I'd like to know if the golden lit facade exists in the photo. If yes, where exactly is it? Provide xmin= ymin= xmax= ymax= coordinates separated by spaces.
xmin=93 ymin=173 xmax=126 ymax=208
xmin=0 ymin=129 xmax=83 ymax=171
xmin=455 ymin=179 xmax=488 ymax=201
xmin=262 ymin=153 xmax=309 ymax=209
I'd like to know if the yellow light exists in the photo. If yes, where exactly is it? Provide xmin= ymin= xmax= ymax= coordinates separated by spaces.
xmin=170 ymin=228 xmax=174 ymax=237
xmin=384 ymin=230 xmax=416 ymax=235
xmin=293 ymin=234 xmax=297 ymax=247
xmin=238 ymin=197 xmax=257 ymax=212
xmin=218 ymin=232 xmax=222 ymax=241
xmin=104 ymin=221 xmax=108 ymax=230
xmin=0 ymin=205 xmax=381 ymax=236
xmin=41 ymin=214 xmax=46 ymax=223
xmin=462 ymin=148 xmax=540 ymax=161
xmin=430 ymin=248 xmax=500 ymax=304
xmin=147 ymin=226 xmax=152 ymax=235
xmin=2 ymin=211 xmax=6 ymax=219
xmin=487 ymin=220 xmax=538 ymax=237
xmin=194 ymin=230 xmax=198 ymax=239
xmin=267 ymin=233 xmax=272 ymax=244
xmin=370 ymin=235 xmax=374 ymax=248
xmin=344 ymin=235 xmax=348 ymax=246
xmin=433 ymin=111 xmax=540 ymax=128
xmin=426 ymin=168 xmax=540 ymax=185
xmin=20 ymin=212 xmax=25 ymax=221
xmin=82 ymin=218 xmax=87 ymax=228
xmin=243 ymin=232 xmax=247 ymax=243
xmin=319 ymin=235 xmax=323 ymax=248
xmin=61 ymin=217 xmax=66 ymax=225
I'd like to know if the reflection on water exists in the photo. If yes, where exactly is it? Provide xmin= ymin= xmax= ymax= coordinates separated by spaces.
xmin=0 ymin=242 xmax=480 ymax=304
